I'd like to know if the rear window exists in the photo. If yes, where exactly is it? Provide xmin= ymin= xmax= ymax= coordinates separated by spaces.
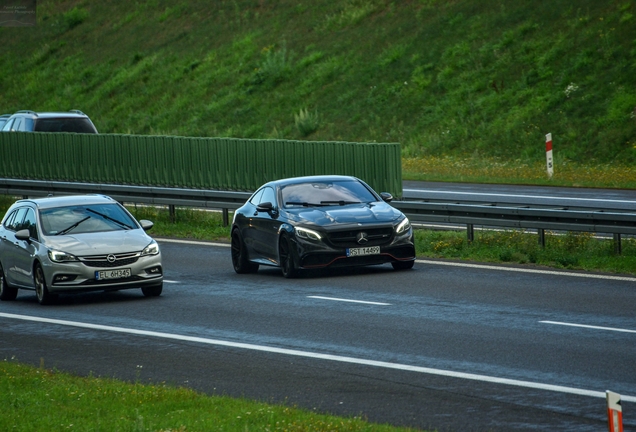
xmin=34 ymin=118 xmax=97 ymax=133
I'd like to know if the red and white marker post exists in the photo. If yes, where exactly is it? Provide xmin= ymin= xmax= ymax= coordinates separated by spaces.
xmin=545 ymin=133 xmax=554 ymax=178
xmin=607 ymin=390 xmax=623 ymax=432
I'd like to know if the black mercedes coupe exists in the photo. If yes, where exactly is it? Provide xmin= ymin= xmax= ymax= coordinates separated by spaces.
xmin=231 ymin=175 xmax=415 ymax=277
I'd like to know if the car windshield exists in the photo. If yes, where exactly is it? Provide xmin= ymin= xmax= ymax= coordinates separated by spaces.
xmin=282 ymin=180 xmax=377 ymax=208
xmin=39 ymin=203 xmax=136 ymax=236
xmin=34 ymin=118 xmax=96 ymax=133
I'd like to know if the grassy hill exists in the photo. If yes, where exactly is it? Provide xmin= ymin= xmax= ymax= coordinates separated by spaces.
xmin=1 ymin=0 xmax=636 ymax=167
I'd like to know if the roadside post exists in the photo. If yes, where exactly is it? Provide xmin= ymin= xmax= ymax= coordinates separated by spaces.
xmin=607 ymin=390 xmax=623 ymax=432
xmin=545 ymin=133 xmax=554 ymax=178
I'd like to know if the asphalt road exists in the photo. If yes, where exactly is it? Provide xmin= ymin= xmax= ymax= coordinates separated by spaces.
xmin=402 ymin=181 xmax=636 ymax=211
xmin=1 ymin=238 xmax=635 ymax=432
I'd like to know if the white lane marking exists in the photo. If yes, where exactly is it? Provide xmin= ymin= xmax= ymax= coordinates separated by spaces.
xmin=156 ymin=237 xmax=636 ymax=282
xmin=403 ymin=189 xmax=636 ymax=205
xmin=541 ymin=321 xmax=636 ymax=334
xmin=1 ymin=312 xmax=634 ymax=403
xmin=163 ymin=280 xmax=180 ymax=284
xmin=308 ymin=296 xmax=391 ymax=306
xmin=416 ymin=259 xmax=636 ymax=282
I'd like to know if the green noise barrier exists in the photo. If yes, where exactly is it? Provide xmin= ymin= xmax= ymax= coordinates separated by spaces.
xmin=0 ymin=133 xmax=403 ymax=197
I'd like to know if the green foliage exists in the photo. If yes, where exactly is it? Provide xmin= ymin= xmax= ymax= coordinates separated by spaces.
xmin=294 ymin=107 xmax=320 ymax=136
xmin=1 ymin=0 xmax=635 ymax=166
xmin=0 ymin=361 xmax=418 ymax=432
xmin=62 ymin=7 xmax=89 ymax=31
xmin=414 ymin=229 xmax=636 ymax=275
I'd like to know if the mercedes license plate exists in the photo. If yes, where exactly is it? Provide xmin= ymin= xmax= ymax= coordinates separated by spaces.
xmin=346 ymin=246 xmax=380 ymax=257
xmin=96 ymin=268 xmax=131 ymax=280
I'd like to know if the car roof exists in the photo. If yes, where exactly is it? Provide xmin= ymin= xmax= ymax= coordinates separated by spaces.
xmin=8 ymin=110 xmax=90 ymax=119
xmin=266 ymin=175 xmax=360 ymax=188
xmin=14 ymin=194 xmax=117 ymax=210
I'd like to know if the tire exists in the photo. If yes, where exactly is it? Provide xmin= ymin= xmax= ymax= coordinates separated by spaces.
xmin=141 ymin=283 xmax=163 ymax=297
xmin=0 ymin=263 xmax=18 ymax=301
xmin=231 ymin=229 xmax=259 ymax=274
xmin=279 ymin=234 xmax=298 ymax=278
xmin=34 ymin=264 xmax=57 ymax=305
xmin=391 ymin=260 xmax=415 ymax=270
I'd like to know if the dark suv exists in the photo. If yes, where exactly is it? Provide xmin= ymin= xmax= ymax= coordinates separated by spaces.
xmin=1 ymin=110 xmax=98 ymax=133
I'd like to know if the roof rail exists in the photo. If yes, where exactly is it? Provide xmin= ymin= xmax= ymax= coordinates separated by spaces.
xmin=69 ymin=109 xmax=86 ymax=115
xmin=16 ymin=110 xmax=37 ymax=116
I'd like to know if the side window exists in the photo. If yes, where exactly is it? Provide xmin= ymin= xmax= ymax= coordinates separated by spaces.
xmin=6 ymin=208 xmax=27 ymax=231
xmin=3 ymin=210 xmax=18 ymax=230
xmin=22 ymin=208 xmax=38 ymax=240
xmin=248 ymin=189 xmax=264 ymax=206
xmin=259 ymin=187 xmax=276 ymax=207
xmin=11 ymin=118 xmax=23 ymax=131
xmin=20 ymin=118 xmax=33 ymax=131
xmin=2 ymin=118 xmax=15 ymax=132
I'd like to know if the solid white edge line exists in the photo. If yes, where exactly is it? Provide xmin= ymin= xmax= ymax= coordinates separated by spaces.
xmin=1 ymin=312 xmax=634 ymax=403
xmin=402 ymin=189 xmax=636 ymax=205
xmin=415 ymin=259 xmax=636 ymax=282
xmin=155 ymin=238 xmax=636 ymax=282
xmin=541 ymin=320 xmax=636 ymax=334
xmin=308 ymin=296 xmax=391 ymax=306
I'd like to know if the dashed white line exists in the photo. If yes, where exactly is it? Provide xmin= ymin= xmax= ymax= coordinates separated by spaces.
xmin=308 ymin=296 xmax=391 ymax=306
xmin=1 ymin=312 xmax=634 ymax=403
xmin=541 ymin=321 xmax=636 ymax=334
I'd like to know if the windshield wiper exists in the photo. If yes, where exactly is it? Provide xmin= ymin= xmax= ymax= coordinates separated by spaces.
xmin=86 ymin=208 xmax=133 ymax=230
xmin=285 ymin=201 xmax=327 ymax=207
xmin=56 ymin=216 xmax=91 ymax=235
xmin=320 ymin=200 xmax=361 ymax=206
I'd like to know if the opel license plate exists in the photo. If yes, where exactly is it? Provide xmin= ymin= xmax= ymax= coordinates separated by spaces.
xmin=346 ymin=246 xmax=380 ymax=257
xmin=96 ymin=268 xmax=131 ymax=280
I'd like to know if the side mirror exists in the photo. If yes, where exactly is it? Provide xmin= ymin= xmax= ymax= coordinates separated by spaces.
xmin=380 ymin=192 xmax=393 ymax=203
xmin=257 ymin=202 xmax=274 ymax=212
xmin=139 ymin=220 xmax=154 ymax=231
xmin=15 ymin=229 xmax=31 ymax=241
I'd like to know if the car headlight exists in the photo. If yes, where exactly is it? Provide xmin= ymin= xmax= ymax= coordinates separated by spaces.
xmin=295 ymin=226 xmax=322 ymax=241
xmin=141 ymin=240 xmax=160 ymax=256
xmin=48 ymin=249 xmax=78 ymax=263
xmin=396 ymin=217 xmax=411 ymax=234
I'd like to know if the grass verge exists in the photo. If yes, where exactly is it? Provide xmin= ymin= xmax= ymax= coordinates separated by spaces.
xmin=0 ymin=360 xmax=418 ymax=432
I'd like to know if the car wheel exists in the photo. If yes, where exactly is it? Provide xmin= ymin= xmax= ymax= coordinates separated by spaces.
xmin=391 ymin=260 xmax=415 ymax=270
xmin=279 ymin=234 xmax=298 ymax=278
xmin=231 ymin=229 xmax=259 ymax=274
xmin=0 ymin=263 xmax=18 ymax=301
xmin=141 ymin=283 xmax=163 ymax=297
xmin=34 ymin=264 xmax=57 ymax=305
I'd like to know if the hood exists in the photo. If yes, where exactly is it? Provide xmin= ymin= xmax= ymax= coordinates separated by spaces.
xmin=43 ymin=229 xmax=154 ymax=256
xmin=288 ymin=202 xmax=403 ymax=227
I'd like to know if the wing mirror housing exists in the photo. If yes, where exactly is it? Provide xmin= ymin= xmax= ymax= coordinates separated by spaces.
xmin=15 ymin=229 xmax=31 ymax=241
xmin=257 ymin=202 xmax=278 ymax=216
xmin=139 ymin=220 xmax=154 ymax=231
xmin=380 ymin=192 xmax=393 ymax=203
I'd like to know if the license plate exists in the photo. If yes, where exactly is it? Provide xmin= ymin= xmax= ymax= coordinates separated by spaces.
xmin=346 ymin=246 xmax=380 ymax=257
xmin=95 ymin=268 xmax=131 ymax=280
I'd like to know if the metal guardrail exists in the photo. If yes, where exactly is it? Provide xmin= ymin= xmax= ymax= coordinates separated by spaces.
xmin=2 ymin=178 xmax=635 ymax=253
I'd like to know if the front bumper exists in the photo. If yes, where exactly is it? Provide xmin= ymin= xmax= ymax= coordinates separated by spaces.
xmin=42 ymin=253 xmax=163 ymax=294
xmin=293 ymin=228 xmax=415 ymax=270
